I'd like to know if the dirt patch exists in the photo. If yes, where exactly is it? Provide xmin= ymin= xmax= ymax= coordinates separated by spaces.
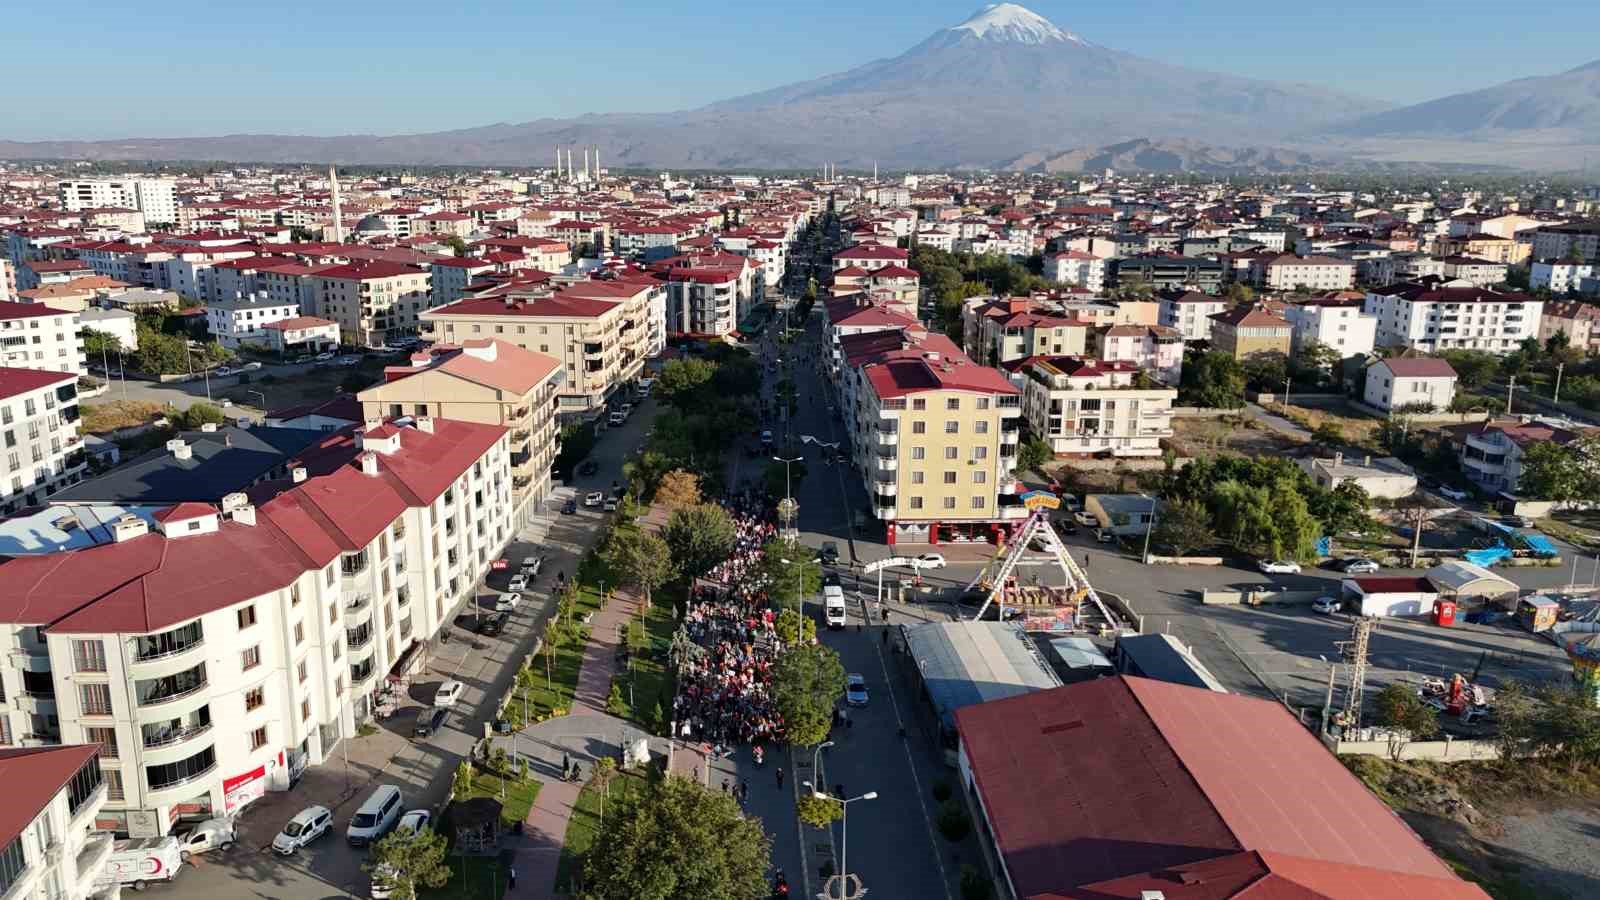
xmin=1169 ymin=414 xmax=1306 ymax=459
xmin=1263 ymin=401 xmax=1384 ymax=448
xmin=79 ymin=400 xmax=166 ymax=434
xmin=1343 ymin=756 xmax=1600 ymax=899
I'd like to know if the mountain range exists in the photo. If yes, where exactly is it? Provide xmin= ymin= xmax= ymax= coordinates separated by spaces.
xmin=1 ymin=4 xmax=1597 ymax=171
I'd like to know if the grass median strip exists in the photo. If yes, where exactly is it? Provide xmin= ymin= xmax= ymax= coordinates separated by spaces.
xmin=555 ymin=768 xmax=649 ymax=893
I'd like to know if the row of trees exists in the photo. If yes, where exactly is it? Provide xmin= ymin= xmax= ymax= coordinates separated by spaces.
xmin=625 ymin=346 xmax=762 ymax=499
xmin=1151 ymin=455 xmax=1373 ymax=560
xmin=910 ymin=244 xmax=1054 ymax=341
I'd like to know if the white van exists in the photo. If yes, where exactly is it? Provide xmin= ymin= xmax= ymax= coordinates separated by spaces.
xmin=608 ymin=410 xmax=626 ymax=427
xmin=823 ymin=585 xmax=847 ymax=630
xmin=347 ymin=785 xmax=404 ymax=847
xmin=104 ymin=836 xmax=184 ymax=888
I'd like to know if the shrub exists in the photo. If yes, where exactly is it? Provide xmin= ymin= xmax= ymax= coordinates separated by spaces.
xmin=937 ymin=799 xmax=971 ymax=842
xmin=960 ymin=866 xmax=993 ymax=900
xmin=606 ymin=681 xmax=627 ymax=717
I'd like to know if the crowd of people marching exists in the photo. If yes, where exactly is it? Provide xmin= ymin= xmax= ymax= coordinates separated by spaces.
xmin=672 ymin=492 xmax=789 ymax=752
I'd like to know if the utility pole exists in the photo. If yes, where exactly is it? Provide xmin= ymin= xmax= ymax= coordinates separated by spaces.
xmin=1506 ymin=375 xmax=1516 ymax=416
xmin=1338 ymin=617 xmax=1377 ymax=731
xmin=1554 ymin=362 xmax=1566 ymax=404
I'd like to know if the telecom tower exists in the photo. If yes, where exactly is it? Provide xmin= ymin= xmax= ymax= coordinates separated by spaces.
xmin=1335 ymin=616 xmax=1378 ymax=730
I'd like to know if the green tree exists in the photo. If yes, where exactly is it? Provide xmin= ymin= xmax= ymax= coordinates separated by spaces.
xmin=1149 ymin=500 xmax=1214 ymax=557
xmin=1437 ymin=350 xmax=1498 ymax=389
xmin=656 ymin=358 xmax=717 ymax=407
xmin=760 ymin=540 xmax=823 ymax=611
xmin=582 ymin=775 xmax=771 ymax=900
xmin=441 ymin=234 xmax=468 ymax=257
xmin=663 ymin=503 xmax=736 ymax=581
xmin=605 ymin=529 xmax=676 ymax=608
xmin=1517 ymin=439 xmax=1598 ymax=503
xmin=764 ymin=457 xmax=806 ymax=499
xmin=83 ymin=330 xmax=122 ymax=359
xmin=771 ymin=643 xmax=846 ymax=746
xmin=176 ymin=402 xmax=226 ymax=430
xmin=1178 ymin=351 xmax=1246 ymax=409
xmin=654 ymin=469 xmax=702 ymax=508
xmin=1295 ymin=340 xmax=1342 ymax=384
xmin=452 ymin=761 xmax=473 ymax=801
xmin=775 ymin=607 xmax=816 ymax=645
xmin=1312 ymin=421 xmax=1345 ymax=446
xmin=364 ymin=826 xmax=452 ymax=900
xmin=1373 ymin=683 xmax=1438 ymax=760
xmin=797 ymin=792 xmax=844 ymax=827
xmin=1015 ymin=435 xmax=1053 ymax=475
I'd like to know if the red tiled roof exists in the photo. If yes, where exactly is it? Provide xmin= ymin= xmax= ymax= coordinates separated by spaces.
xmin=0 ymin=366 xmax=75 ymax=400
xmin=1072 ymin=849 xmax=1490 ymax=900
xmin=153 ymin=502 xmax=217 ymax=523
xmin=261 ymin=316 xmax=336 ymax=331
xmin=315 ymin=260 xmax=429 ymax=281
xmin=429 ymin=294 xmax=616 ymax=319
xmin=1377 ymin=358 xmax=1457 ymax=379
xmin=0 ymin=301 xmax=72 ymax=322
xmin=0 ymin=746 xmax=102 ymax=849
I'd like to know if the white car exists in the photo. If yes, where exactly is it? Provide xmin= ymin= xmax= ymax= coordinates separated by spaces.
xmin=1438 ymin=485 xmax=1470 ymax=501
xmin=495 ymin=593 xmax=521 ymax=613
xmin=337 ymin=356 xmax=361 ymax=366
xmin=433 ymin=680 xmax=465 ymax=708
xmin=914 ymin=553 xmax=946 ymax=569
xmin=396 ymin=809 xmax=431 ymax=834
xmin=1312 ymin=596 xmax=1341 ymax=615
xmin=241 ymin=361 xmax=263 ymax=371
xmin=583 ymin=491 xmax=604 ymax=508
xmin=215 ymin=366 xmax=233 ymax=376
xmin=508 ymin=575 xmax=528 ymax=593
xmin=845 ymin=673 xmax=869 ymax=707
xmin=603 ymin=496 xmax=620 ymax=512
xmin=177 ymin=818 xmax=236 ymax=861
xmin=1258 ymin=560 xmax=1302 ymax=575
xmin=521 ymin=556 xmax=544 ymax=576
xmin=1074 ymin=510 xmax=1098 ymax=527
xmin=272 ymin=806 xmax=333 ymax=855
xmin=1342 ymin=558 xmax=1380 ymax=574
xmin=315 ymin=351 xmax=335 ymax=361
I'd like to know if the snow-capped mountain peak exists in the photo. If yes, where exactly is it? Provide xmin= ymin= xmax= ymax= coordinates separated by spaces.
xmin=950 ymin=3 xmax=1083 ymax=46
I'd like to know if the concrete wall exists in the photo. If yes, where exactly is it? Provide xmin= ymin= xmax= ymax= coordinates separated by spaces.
xmin=1350 ymin=400 xmax=1489 ymax=425
xmin=1171 ymin=406 xmax=1236 ymax=418
xmin=1324 ymin=733 xmax=1500 ymax=762
xmin=1200 ymin=589 xmax=1326 ymax=606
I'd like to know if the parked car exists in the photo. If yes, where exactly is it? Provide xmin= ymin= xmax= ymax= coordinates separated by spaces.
xmin=603 ymin=495 xmax=620 ymax=511
xmin=177 ymin=819 xmax=236 ymax=861
xmin=495 ymin=593 xmax=522 ymax=613
xmin=1501 ymin=515 xmax=1535 ymax=529
xmin=584 ymin=491 xmax=604 ymax=508
xmin=241 ymin=361 xmax=263 ymax=371
xmin=396 ymin=809 xmax=431 ymax=834
xmin=819 ymin=541 xmax=840 ymax=565
xmin=315 ymin=351 xmax=335 ymax=361
xmin=1074 ymin=510 xmax=1099 ymax=527
xmin=214 ymin=366 xmax=233 ymax=376
xmin=107 ymin=837 xmax=186 ymax=887
xmin=508 ymin=575 xmax=528 ymax=592
xmin=521 ymin=555 xmax=544 ymax=576
xmin=760 ymin=429 xmax=774 ymax=447
xmin=1438 ymin=485 xmax=1470 ymax=501
xmin=914 ymin=552 xmax=946 ymax=569
xmin=272 ymin=806 xmax=333 ymax=855
xmin=433 ymin=680 xmax=465 ymax=708
xmin=577 ymin=460 xmax=599 ymax=477
xmin=413 ymin=706 xmax=447 ymax=739
xmin=1342 ymin=558 xmax=1380 ymax=574
xmin=1258 ymin=560 xmax=1303 ymax=575
xmin=1094 ymin=529 xmax=1116 ymax=543
xmin=478 ymin=611 xmax=509 ymax=636
xmin=561 ymin=498 xmax=578 ymax=515
xmin=1312 ymin=596 xmax=1341 ymax=615
xmin=346 ymin=786 xmax=404 ymax=847
xmin=337 ymin=355 xmax=361 ymax=367
xmin=845 ymin=673 xmax=869 ymax=707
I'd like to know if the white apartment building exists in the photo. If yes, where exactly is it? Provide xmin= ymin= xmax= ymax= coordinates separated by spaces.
xmin=1156 ymin=290 xmax=1227 ymax=342
xmin=1279 ymin=298 xmax=1377 ymax=358
xmin=78 ymin=308 xmax=139 ymax=355
xmin=0 ymin=745 xmax=112 ymax=900
xmin=311 ymin=261 xmax=433 ymax=347
xmin=1042 ymin=250 xmax=1106 ymax=292
xmin=1530 ymin=261 xmax=1596 ymax=295
xmin=1363 ymin=282 xmax=1542 ymax=354
xmin=203 ymin=294 xmax=301 ymax=350
xmin=0 ymin=368 xmax=87 ymax=515
xmin=429 ymin=258 xmax=496 ymax=307
xmin=1017 ymin=357 xmax=1177 ymax=458
xmin=1252 ymin=254 xmax=1356 ymax=291
xmin=0 ymin=416 xmax=513 ymax=838
xmin=1362 ymin=358 xmax=1458 ymax=413
xmin=0 ymin=302 xmax=84 ymax=377
xmin=58 ymin=179 xmax=178 ymax=228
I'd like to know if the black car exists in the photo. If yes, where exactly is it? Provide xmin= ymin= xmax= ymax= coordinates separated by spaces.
xmin=821 ymin=572 xmax=841 ymax=588
xmin=820 ymin=541 xmax=840 ymax=564
xmin=577 ymin=460 xmax=599 ymax=477
xmin=561 ymin=498 xmax=578 ymax=515
xmin=478 ymin=612 xmax=510 ymax=636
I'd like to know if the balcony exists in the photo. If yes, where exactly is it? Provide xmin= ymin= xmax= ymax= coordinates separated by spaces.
xmin=75 ymin=832 xmax=114 ymax=886
xmin=875 ymin=430 xmax=898 ymax=446
xmin=142 ymin=711 xmax=213 ymax=750
xmin=350 ymin=661 xmax=377 ymax=687
xmin=873 ymin=483 xmax=898 ymax=498
xmin=347 ymin=626 xmax=374 ymax=652
xmin=872 ymin=505 xmax=896 ymax=520
xmin=874 ymin=458 xmax=897 ymax=473
xmin=144 ymin=747 xmax=218 ymax=799
xmin=135 ymin=663 xmax=207 ymax=709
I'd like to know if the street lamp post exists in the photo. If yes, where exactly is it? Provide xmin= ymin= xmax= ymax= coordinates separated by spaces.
xmin=774 ymin=453 xmax=803 ymax=540
xmin=804 ymin=781 xmax=877 ymax=900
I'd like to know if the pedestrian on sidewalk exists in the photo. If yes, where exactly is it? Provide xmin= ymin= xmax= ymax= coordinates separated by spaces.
xmin=776 ymin=767 xmax=784 ymax=789
xmin=509 ymin=867 xmax=517 ymax=889
xmin=740 ymin=779 xmax=750 ymax=803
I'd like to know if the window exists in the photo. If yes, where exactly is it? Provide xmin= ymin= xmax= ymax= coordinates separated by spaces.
xmin=293 ymin=622 xmax=304 ymax=645
xmin=329 ymin=603 xmax=338 ymax=625
xmin=973 ymin=471 xmax=987 ymax=484
xmin=290 ymin=584 xmax=301 ymax=606
xmin=943 ymin=471 xmax=958 ymax=484
xmin=943 ymin=497 xmax=957 ymax=509
xmin=237 ymin=606 xmax=257 ymax=629
xmin=946 ymin=398 xmax=961 ymax=410
xmin=241 ymin=645 xmax=261 ymax=671
xmin=911 ymin=399 xmax=926 ymax=410
xmin=944 ymin=421 xmax=959 ymax=434
xmin=911 ymin=471 xmax=925 ymax=484
xmin=302 ymin=699 xmax=312 ymax=722
xmin=72 ymin=639 xmax=106 ymax=673
xmin=86 ymin=727 xmax=118 ymax=759
xmin=911 ymin=447 xmax=926 ymax=460
xmin=974 ymin=421 xmax=989 ymax=434
xmin=911 ymin=421 xmax=926 ymax=434
xmin=910 ymin=497 xmax=924 ymax=509
xmin=297 ymin=660 xmax=308 ymax=683
xmin=79 ymin=683 xmax=113 ymax=716
xmin=250 ymin=726 xmax=268 ymax=751
xmin=944 ymin=447 xmax=958 ymax=460
xmin=972 ymin=447 xmax=988 ymax=460
xmin=103 ymin=769 xmax=123 ymax=801
xmin=244 ymin=687 xmax=264 ymax=712
xmin=972 ymin=496 xmax=986 ymax=509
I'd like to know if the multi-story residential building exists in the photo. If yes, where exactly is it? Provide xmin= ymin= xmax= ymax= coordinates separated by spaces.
xmin=1278 ymin=296 xmax=1378 ymax=358
xmin=1091 ymin=324 xmax=1184 ymax=384
xmin=663 ymin=267 xmax=745 ymax=339
xmin=1110 ymin=256 xmax=1224 ymax=294
xmin=1530 ymin=221 xmax=1600 ymax=263
xmin=1435 ymin=232 xmax=1527 ymax=265
xmin=16 ymin=260 xmax=97 ymax=293
xmin=311 ymin=261 xmax=433 ymax=347
xmin=1041 ymin=249 xmax=1106 ymax=292
xmin=0 ymin=368 xmax=85 ymax=515
xmin=1362 ymin=358 xmax=1457 ymax=413
xmin=1530 ymin=261 xmax=1596 ymax=295
xmin=1015 ymin=356 xmax=1177 ymax=458
xmin=1155 ymin=290 xmax=1228 ymax=342
xmin=1363 ymin=282 xmax=1542 ymax=354
xmin=960 ymin=296 xmax=1088 ymax=367
xmin=1209 ymin=304 xmax=1292 ymax=360
xmin=1440 ymin=256 xmax=1508 ymax=287
xmin=421 ymin=283 xmax=648 ymax=416
xmin=0 ymin=302 xmax=85 ymax=377
xmin=0 ymin=745 xmax=112 ymax=900
xmin=429 ymin=257 xmax=497 ymax=307
xmin=0 ymin=258 xmax=14 ymax=304
xmin=360 ymin=339 xmax=562 ymax=521
xmin=831 ymin=244 xmax=910 ymax=272
xmin=58 ymin=179 xmax=178 ymax=227
xmin=259 ymin=316 xmax=341 ymax=356
xmin=1250 ymin=254 xmax=1356 ymax=291
xmin=0 ymin=415 xmax=512 ymax=837
xmin=837 ymin=329 xmax=1024 ymax=546
xmin=1539 ymin=300 xmax=1600 ymax=355
xmin=1445 ymin=417 xmax=1597 ymax=494
xmin=78 ymin=308 xmax=139 ymax=355
xmin=203 ymin=293 xmax=301 ymax=350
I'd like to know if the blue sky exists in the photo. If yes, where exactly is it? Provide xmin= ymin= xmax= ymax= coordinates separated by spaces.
xmin=5 ymin=0 xmax=1596 ymax=140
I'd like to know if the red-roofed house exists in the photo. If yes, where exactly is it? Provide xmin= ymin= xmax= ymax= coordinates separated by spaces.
xmin=0 ymin=745 xmax=111 ymax=898
xmin=259 ymin=316 xmax=341 ymax=354
xmin=0 ymin=301 xmax=85 ymax=376
xmin=1209 ymin=304 xmax=1292 ymax=360
xmin=1015 ymin=356 xmax=1177 ymax=458
xmin=0 ymin=366 xmax=85 ymax=514
xmin=311 ymin=260 xmax=433 ymax=347
xmin=1443 ymin=416 xmax=1599 ymax=494
xmin=1363 ymin=357 xmax=1458 ymax=413
xmin=0 ymin=415 xmax=513 ymax=836
xmin=960 ymin=296 xmax=1090 ymax=366
xmin=956 ymin=676 xmax=1488 ymax=900
xmin=831 ymin=243 xmax=910 ymax=272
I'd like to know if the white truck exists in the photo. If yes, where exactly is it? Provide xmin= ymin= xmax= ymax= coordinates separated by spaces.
xmin=823 ymin=584 xmax=847 ymax=630
xmin=104 ymin=836 xmax=185 ymax=890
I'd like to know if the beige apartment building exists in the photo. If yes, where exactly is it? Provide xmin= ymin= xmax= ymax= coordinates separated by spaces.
xmin=1210 ymin=304 xmax=1292 ymax=360
xmin=838 ymin=329 xmax=1024 ymax=547
xmin=1016 ymin=357 xmax=1177 ymax=458
xmin=419 ymin=281 xmax=650 ymax=416
xmin=358 ymin=339 xmax=562 ymax=522
xmin=961 ymin=296 xmax=1088 ymax=366
xmin=311 ymin=260 xmax=434 ymax=347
